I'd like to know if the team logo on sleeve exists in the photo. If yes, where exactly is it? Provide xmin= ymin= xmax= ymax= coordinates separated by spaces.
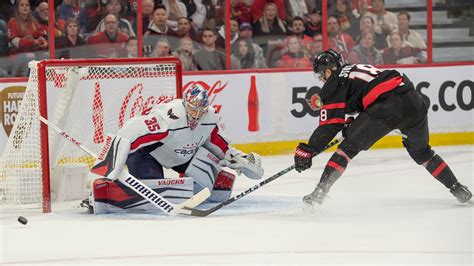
xmin=167 ymin=109 xmax=179 ymax=120
xmin=305 ymin=93 xmax=323 ymax=111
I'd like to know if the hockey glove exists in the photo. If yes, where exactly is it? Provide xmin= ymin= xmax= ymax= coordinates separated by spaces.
xmin=342 ymin=116 xmax=354 ymax=138
xmin=220 ymin=147 xmax=264 ymax=180
xmin=294 ymin=143 xmax=317 ymax=172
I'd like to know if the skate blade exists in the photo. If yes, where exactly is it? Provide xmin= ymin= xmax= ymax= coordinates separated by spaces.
xmin=302 ymin=201 xmax=319 ymax=213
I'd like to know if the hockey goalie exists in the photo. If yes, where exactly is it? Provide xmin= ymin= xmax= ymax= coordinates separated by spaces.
xmin=81 ymin=85 xmax=264 ymax=214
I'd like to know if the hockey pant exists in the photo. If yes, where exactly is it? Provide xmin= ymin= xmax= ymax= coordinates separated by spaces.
xmin=337 ymin=88 xmax=459 ymax=189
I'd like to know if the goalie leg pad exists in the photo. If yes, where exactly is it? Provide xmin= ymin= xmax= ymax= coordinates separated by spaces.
xmin=91 ymin=177 xmax=194 ymax=214
xmin=185 ymin=146 xmax=222 ymax=193
xmin=208 ymin=170 xmax=236 ymax=203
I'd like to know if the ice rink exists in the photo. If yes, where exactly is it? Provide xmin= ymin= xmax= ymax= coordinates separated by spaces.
xmin=1 ymin=145 xmax=473 ymax=265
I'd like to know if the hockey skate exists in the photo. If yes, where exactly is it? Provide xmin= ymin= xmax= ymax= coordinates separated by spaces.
xmin=79 ymin=198 xmax=94 ymax=214
xmin=303 ymin=183 xmax=330 ymax=208
xmin=450 ymin=182 xmax=472 ymax=203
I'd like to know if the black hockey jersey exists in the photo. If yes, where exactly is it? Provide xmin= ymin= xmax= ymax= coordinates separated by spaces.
xmin=308 ymin=64 xmax=409 ymax=152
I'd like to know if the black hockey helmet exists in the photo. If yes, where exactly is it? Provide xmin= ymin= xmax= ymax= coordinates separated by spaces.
xmin=312 ymin=49 xmax=344 ymax=78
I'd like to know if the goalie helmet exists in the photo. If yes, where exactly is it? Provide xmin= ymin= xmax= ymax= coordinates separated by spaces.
xmin=183 ymin=84 xmax=209 ymax=129
xmin=313 ymin=49 xmax=344 ymax=80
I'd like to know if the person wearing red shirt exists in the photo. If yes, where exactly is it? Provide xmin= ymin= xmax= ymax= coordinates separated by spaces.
xmin=277 ymin=36 xmax=312 ymax=68
xmin=87 ymin=14 xmax=129 ymax=58
xmin=251 ymin=0 xmax=286 ymax=23
xmin=7 ymin=0 xmax=48 ymax=76
xmin=327 ymin=15 xmax=356 ymax=60
xmin=284 ymin=17 xmax=313 ymax=53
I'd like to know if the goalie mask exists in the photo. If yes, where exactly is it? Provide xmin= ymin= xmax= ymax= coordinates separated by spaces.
xmin=183 ymin=85 xmax=209 ymax=129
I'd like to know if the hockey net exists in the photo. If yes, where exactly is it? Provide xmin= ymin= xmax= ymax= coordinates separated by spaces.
xmin=0 ymin=58 xmax=182 ymax=212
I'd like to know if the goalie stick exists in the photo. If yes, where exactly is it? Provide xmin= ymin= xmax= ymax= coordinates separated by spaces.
xmin=180 ymin=137 xmax=343 ymax=217
xmin=39 ymin=116 xmax=210 ymax=216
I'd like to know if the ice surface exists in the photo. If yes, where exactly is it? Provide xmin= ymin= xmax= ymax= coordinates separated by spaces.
xmin=1 ymin=146 xmax=473 ymax=265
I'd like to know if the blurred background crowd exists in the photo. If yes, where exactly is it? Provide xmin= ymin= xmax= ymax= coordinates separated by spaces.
xmin=0 ymin=0 xmax=472 ymax=77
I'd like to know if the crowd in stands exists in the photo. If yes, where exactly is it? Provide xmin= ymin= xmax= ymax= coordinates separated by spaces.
xmin=0 ymin=0 xmax=429 ymax=77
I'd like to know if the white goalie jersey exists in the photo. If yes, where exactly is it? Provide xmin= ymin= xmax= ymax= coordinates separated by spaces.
xmin=117 ymin=99 xmax=229 ymax=168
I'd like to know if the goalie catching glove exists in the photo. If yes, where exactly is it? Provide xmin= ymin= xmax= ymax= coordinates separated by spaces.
xmin=219 ymin=147 xmax=264 ymax=180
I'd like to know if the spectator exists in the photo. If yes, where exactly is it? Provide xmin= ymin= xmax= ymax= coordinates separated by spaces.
xmin=175 ymin=16 xmax=198 ymax=42
xmin=327 ymin=15 xmax=356 ymax=59
xmin=79 ymin=0 xmax=107 ymax=34
xmin=308 ymin=32 xmax=323 ymax=61
xmin=232 ymin=0 xmax=252 ymax=24
xmin=55 ymin=18 xmax=86 ymax=59
xmin=304 ymin=8 xmax=322 ymax=37
xmin=172 ymin=36 xmax=197 ymax=71
xmin=286 ymin=0 xmax=308 ymax=21
xmin=331 ymin=0 xmax=359 ymax=39
xmin=125 ymin=36 xmax=138 ymax=58
xmin=34 ymin=1 xmax=62 ymax=38
xmin=0 ymin=1 xmax=19 ymax=25
xmin=95 ymin=0 xmax=136 ymax=37
xmin=396 ymin=11 xmax=427 ymax=49
xmin=0 ymin=19 xmax=8 ymax=56
xmin=87 ymin=14 xmax=129 ymax=58
xmin=190 ymin=0 xmax=213 ymax=31
xmin=253 ymin=2 xmax=287 ymax=38
xmin=216 ymin=17 xmax=238 ymax=49
xmin=237 ymin=22 xmax=267 ymax=68
xmin=57 ymin=0 xmax=81 ymax=32
xmin=352 ymin=0 xmax=371 ymax=18
xmin=153 ymin=37 xmax=172 ymax=57
xmin=132 ymin=0 xmax=154 ymax=35
xmin=0 ymin=19 xmax=9 ymax=76
xmin=194 ymin=28 xmax=226 ymax=70
xmin=285 ymin=16 xmax=313 ymax=53
xmin=143 ymin=5 xmax=178 ymax=56
xmin=144 ymin=5 xmax=178 ymax=37
xmin=231 ymin=37 xmax=257 ymax=69
xmin=253 ymin=2 xmax=287 ymax=67
xmin=251 ymin=0 xmax=286 ymax=23
xmin=367 ymin=0 xmax=397 ymax=39
xmin=8 ymin=0 xmax=49 ymax=77
xmin=358 ymin=15 xmax=387 ymax=49
xmin=347 ymin=29 xmax=383 ymax=65
xmin=162 ymin=0 xmax=187 ymax=27
xmin=277 ymin=36 xmax=312 ymax=68
xmin=382 ymin=31 xmax=426 ymax=64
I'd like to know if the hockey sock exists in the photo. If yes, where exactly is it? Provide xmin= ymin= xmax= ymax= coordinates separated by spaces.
xmin=319 ymin=149 xmax=351 ymax=189
xmin=423 ymin=154 xmax=458 ymax=189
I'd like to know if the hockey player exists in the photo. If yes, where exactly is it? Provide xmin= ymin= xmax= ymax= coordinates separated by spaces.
xmin=294 ymin=49 xmax=472 ymax=207
xmin=84 ymin=85 xmax=264 ymax=213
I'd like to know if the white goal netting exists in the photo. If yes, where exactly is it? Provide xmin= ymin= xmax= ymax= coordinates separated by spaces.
xmin=0 ymin=59 xmax=181 ymax=209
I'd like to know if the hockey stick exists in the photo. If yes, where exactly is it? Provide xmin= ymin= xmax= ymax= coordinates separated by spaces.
xmin=39 ymin=116 xmax=210 ymax=216
xmin=180 ymin=137 xmax=343 ymax=217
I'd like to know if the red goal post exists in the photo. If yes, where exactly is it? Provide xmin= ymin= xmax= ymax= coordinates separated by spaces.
xmin=0 ymin=58 xmax=183 ymax=213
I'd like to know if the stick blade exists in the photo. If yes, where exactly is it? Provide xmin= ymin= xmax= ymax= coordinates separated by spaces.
xmin=173 ymin=188 xmax=211 ymax=215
